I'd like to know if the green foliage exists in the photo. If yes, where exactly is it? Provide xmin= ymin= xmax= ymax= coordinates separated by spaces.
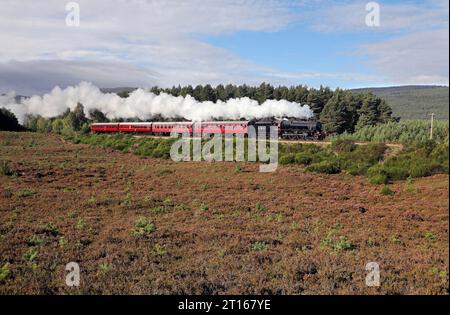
xmin=294 ymin=153 xmax=313 ymax=165
xmin=250 ymin=241 xmax=267 ymax=251
xmin=26 ymin=235 xmax=44 ymax=246
xmin=0 ymin=161 xmax=19 ymax=176
xmin=331 ymin=139 xmax=357 ymax=153
xmin=424 ymin=232 xmax=437 ymax=242
xmin=199 ymin=202 xmax=209 ymax=212
xmin=23 ymin=247 xmax=39 ymax=262
xmin=159 ymin=169 xmax=175 ymax=175
xmin=99 ymin=263 xmax=113 ymax=274
xmin=132 ymin=217 xmax=155 ymax=237
xmin=152 ymin=243 xmax=167 ymax=256
xmin=44 ymin=222 xmax=59 ymax=236
xmin=306 ymin=160 xmax=341 ymax=174
xmin=255 ymin=202 xmax=266 ymax=213
xmin=0 ymin=263 xmax=10 ymax=282
xmin=16 ymin=188 xmax=35 ymax=197
xmin=380 ymin=185 xmax=395 ymax=196
xmin=321 ymin=225 xmax=353 ymax=252
xmin=351 ymin=86 xmax=449 ymax=120
xmin=367 ymin=141 xmax=448 ymax=181
xmin=368 ymin=174 xmax=388 ymax=185
xmin=329 ymin=120 xmax=449 ymax=144
xmin=151 ymin=206 xmax=168 ymax=214
xmin=279 ymin=154 xmax=296 ymax=165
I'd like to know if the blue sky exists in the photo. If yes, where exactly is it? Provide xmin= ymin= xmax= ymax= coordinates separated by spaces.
xmin=0 ymin=0 xmax=448 ymax=94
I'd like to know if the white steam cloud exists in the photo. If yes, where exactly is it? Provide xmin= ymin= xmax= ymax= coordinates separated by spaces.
xmin=1 ymin=82 xmax=314 ymax=123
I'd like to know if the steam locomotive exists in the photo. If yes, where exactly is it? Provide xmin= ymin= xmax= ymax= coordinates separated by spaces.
xmin=90 ymin=118 xmax=325 ymax=140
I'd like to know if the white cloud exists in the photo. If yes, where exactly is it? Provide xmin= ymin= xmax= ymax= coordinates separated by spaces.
xmin=0 ymin=0 xmax=297 ymax=93
xmin=308 ymin=0 xmax=448 ymax=32
xmin=0 ymin=60 xmax=159 ymax=95
xmin=305 ymin=0 xmax=449 ymax=85
xmin=361 ymin=29 xmax=449 ymax=85
xmin=0 ymin=0 xmax=448 ymax=93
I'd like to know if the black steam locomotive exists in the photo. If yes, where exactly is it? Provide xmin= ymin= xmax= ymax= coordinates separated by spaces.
xmin=249 ymin=117 xmax=325 ymax=140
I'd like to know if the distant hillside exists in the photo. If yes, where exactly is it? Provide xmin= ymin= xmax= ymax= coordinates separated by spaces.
xmin=351 ymin=85 xmax=449 ymax=120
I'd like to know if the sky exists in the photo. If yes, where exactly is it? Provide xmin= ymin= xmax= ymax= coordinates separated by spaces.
xmin=0 ymin=0 xmax=448 ymax=95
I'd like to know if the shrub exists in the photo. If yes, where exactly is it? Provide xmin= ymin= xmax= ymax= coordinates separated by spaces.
xmin=333 ymin=236 xmax=353 ymax=252
xmin=320 ymin=226 xmax=353 ymax=252
xmin=199 ymin=202 xmax=209 ymax=212
xmin=44 ymin=222 xmax=59 ymax=236
xmin=0 ymin=263 xmax=10 ymax=281
xmin=159 ymin=169 xmax=175 ymax=175
xmin=294 ymin=153 xmax=313 ymax=165
xmin=151 ymin=206 xmax=168 ymax=214
xmin=152 ymin=243 xmax=167 ymax=256
xmin=16 ymin=188 xmax=35 ymax=197
xmin=331 ymin=139 xmax=357 ymax=153
xmin=99 ymin=263 xmax=112 ymax=274
xmin=27 ymin=235 xmax=44 ymax=246
xmin=380 ymin=185 xmax=394 ymax=196
xmin=255 ymin=202 xmax=266 ymax=212
xmin=250 ymin=241 xmax=267 ymax=251
xmin=306 ymin=160 xmax=341 ymax=174
xmin=424 ymin=232 xmax=437 ymax=241
xmin=279 ymin=154 xmax=296 ymax=165
xmin=0 ymin=161 xmax=18 ymax=176
xmin=132 ymin=217 xmax=155 ymax=237
xmin=23 ymin=247 xmax=39 ymax=262
xmin=368 ymin=174 xmax=388 ymax=185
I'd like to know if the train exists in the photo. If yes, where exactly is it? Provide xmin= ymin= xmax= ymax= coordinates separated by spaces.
xmin=90 ymin=118 xmax=325 ymax=140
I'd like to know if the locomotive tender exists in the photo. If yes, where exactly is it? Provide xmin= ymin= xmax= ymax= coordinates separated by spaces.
xmin=90 ymin=118 xmax=325 ymax=140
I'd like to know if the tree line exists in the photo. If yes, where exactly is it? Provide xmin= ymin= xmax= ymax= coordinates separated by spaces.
xmin=123 ymin=83 xmax=396 ymax=134
xmin=2 ymin=83 xmax=395 ymax=135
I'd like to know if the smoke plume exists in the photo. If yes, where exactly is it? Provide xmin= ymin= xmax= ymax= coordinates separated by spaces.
xmin=1 ymin=82 xmax=314 ymax=123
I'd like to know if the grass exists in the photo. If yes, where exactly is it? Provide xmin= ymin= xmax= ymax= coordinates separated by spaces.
xmin=58 ymin=236 xmax=67 ymax=248
xmin=255 ymin=202 xmax=266 ymax=213
xmin=99 ymin=263 xmax=113 ymax=274
xmin=75 ymin=218 xmax=87 ymax=230
xmin=199 ymin=202 xmax=209 ymax=212
xmin=16 ymin=189 xmax=35 ymax=198
xmin=0 ymin=161 xmax=19 ymax=176
xmin=430 ymin=267 xmax=448 ymax=279
xmin=321 ymin=224 xmax=354 ymax=252
xmin=152 ymin=243 xmax=167 ymax=256
xmin=424 ymin=232 xmax=437 ymax=241
xmin=23 ymin=247 xmax=39 ymax=263
xmin=390 ymin=234 xmax=401 ymax=244
xmin=63 ymin=131 xmax=448 ymax=183
xmin=159 ymin=169 xmax=175 ymax=175
xmin=0 ymin=263 xmax=10 ymax=282
xmin=368 ymin=174 xmax=388 ymax=185
xmin=132 ymin=217 xmax=155 ymax=238
xmin=151 ymin=206 xmax=168 ymax=214
xmin=44 ymin=222 xmax=59 ymax=236
xmin=26 ymin=235 xmax=44 ymax=246
xmin=250 ymin=241 xmax=267 ymax=251
xmin=380 ymin=185 xmax=395 ymax=196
